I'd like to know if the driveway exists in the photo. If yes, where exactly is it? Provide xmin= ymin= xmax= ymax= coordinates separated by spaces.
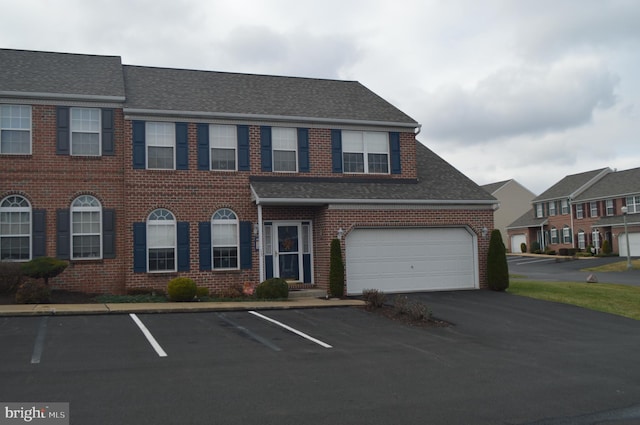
xmin=1 ymin=291 xmax=639 ymax=425
xmin=508 ymin=255 xmax=640 ymax=285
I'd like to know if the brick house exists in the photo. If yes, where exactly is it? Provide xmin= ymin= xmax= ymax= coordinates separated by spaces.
xmin=1 ymin=49 xmax=497 ymax=295
xmin=507 ymin=167 xmax=640 ymax=256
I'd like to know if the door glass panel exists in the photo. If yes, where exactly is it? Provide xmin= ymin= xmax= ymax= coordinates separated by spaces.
xmin=278 ymin=226 xmax=299 ymax=280
xmin=278 ymin=226 xmax=298 ymax=253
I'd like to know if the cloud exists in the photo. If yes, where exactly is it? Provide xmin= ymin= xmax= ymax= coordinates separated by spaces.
xmin=419 ymin=56 xmax=619 ymax=143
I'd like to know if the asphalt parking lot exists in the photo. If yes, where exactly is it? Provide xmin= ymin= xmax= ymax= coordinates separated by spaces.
xmin=508 ymin=255 xmax=640 ymax=285
xmin=1 ymin=291 xmax=639 ymax=425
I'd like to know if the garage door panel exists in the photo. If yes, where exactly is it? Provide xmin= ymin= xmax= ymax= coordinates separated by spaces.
xmin=511 ymin=235 xmax=526 ymax=253
xmin=345 ymin=227 xmax=478 ymax=295
xmin=619 ymin=233 xmax=640 ymax=257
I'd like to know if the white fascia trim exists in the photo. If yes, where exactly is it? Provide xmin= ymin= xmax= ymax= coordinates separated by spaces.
xmin=253 ymin=196 xmax=498 ymax=207
xmin=0 ymin=91 xmax=125 ymax=103
xmin=123 ymin=108 xmax=419 ymax=130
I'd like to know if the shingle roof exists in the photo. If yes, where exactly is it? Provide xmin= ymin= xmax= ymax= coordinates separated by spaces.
xmin=0 ymin=49 xmax=125 ymax=100
xmin=481 ymin=180 xmax=511 ymax=195
xmin=250 ymin=142 xmax=497 ymax=205
xmin=533 ymin=168 xmax=611 ymax=202
xmin=122 ymin=65 xmax=418 ymax=126
xmin=574 ymin=167 xmax=640 ymax=201
xmin=506 ymin=210 xmax=547 ymax=229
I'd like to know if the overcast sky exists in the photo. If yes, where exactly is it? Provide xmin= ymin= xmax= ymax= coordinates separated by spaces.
xmin=2 ymin=0 xmax=639 ymax=194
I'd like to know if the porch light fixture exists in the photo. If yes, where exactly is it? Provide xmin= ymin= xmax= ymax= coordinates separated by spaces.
xmin=337 ymin=228 xmax=344 ymax=240
xmin=481 ymin=227 xmax=489 ymax=238
xmin=621 ymin=206 xmax=632 ymax=270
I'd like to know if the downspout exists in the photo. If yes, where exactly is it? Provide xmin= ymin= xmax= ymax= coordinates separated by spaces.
xmin=257 ymin=203 xmax=264 ymax=282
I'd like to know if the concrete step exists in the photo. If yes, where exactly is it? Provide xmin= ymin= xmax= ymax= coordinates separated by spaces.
xmin=288 ymin=288 xmax=327 ymax=299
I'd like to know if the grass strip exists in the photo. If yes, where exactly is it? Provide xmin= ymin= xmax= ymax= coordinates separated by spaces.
xmin=508 ymin=280 xmax=640 ymax=320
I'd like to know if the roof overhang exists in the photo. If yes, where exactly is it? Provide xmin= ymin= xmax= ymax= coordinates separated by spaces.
xmin=0 ymin=91 xmax=125 ymax=103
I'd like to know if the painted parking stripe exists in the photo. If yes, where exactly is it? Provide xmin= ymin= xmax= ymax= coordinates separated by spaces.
xmin=515 ymin=258 xmax=556 ymax=265
xmin=217 ymin=313 xmax=281 ymax=352
xmin=248 ymin=311 xmax=333 ymax=349
xmin=30 ymin=316 xmax=48 ymax=364
xmin=129 ymin=314 xmax=167 ymax=357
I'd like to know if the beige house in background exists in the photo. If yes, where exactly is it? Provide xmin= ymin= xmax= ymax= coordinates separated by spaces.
xmin=482 ymin=180 xmax=536 ymax=252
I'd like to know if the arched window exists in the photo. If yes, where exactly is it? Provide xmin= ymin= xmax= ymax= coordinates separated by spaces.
xmin=0 ymin=195 xmax=31 ymax=260
xmin=147 ymin=209 xmax=176 ymax=272
xmin=71 ymin=195 xmax=102 ymax=259
xmin=212 ymin=208 xmax=238 ymax=269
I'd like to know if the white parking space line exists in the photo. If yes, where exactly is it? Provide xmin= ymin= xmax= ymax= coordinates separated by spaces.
xmin=129 ymin=314 xmax=167 ymax=357
xmin=515 ymin=258 xmax=556 ymax=265
xmin=248 ymin=311 xmax=333 ymax=349
xmin=30 ymin=317 xmax=48 ymax=364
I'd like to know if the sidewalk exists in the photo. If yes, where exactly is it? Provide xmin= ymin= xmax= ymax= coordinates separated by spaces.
xmin=0 ymin=297 xmax=365 ymax=317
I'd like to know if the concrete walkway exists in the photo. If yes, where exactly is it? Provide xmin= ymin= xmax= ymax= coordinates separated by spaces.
xmin=0 ymin=297 xmax=364 ymax=317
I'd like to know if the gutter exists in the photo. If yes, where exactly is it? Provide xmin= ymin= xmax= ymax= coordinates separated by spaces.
xmin=0 ymin=91 xmax=125 ymax=103
xmin=123 ymin=108 xmax=419 ymax=129
xmin=252 ymin=195 xmax=498 ymax=207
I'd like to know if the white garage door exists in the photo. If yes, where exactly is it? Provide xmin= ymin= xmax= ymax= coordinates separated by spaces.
xmin=619 ymin=233 xmax=640 ymax=257
xmin=511 ymin=234 xmax=527 ymax=253
xmin=345 ymin=227 xmax=478 ymax=295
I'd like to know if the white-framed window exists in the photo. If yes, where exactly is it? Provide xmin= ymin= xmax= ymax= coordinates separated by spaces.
xmin=210 ymin=124 xmax=237 ymax=171
xmin=342 ymin=131 xmax=389 ymax=174
xmin=549 ymin=201 xmax=556 ymax=216
xmin=263 ymin=224 xmax=273 ymax=256
xmin=0 ymin=105 xmax=32 ymax=155
xmin=272 ymin=127 xmax=297 ymax=172
xmin=302 ymin=223 xmax=311 ymax=254
xmin=147 ymin=209 xmax=176 ymax=272
xmin=146 ymin=122 xmax=175 ymax=169
xmin=212 ymin=208 xmax=239 ymax=269
xmin=0 ymin=195 xmax=31 ymax=261
xmin=536 ymin=203 xmax=544 ymax=218
xmin=626 ymin=196 xmax=640 ymax=214
xmin=562 ymin=226 xmax=571 ymax=244
xmin=71 ymin=195 xmax=102 ymax=259
xmin=70 ymin=107 xmax=101 ymax=156
xmin=606 ymin=199 xmax=614 ymax=216
xmin=590 ymin=202 xmax=598 ymax=218
xmin=576 ymin=204 xmax=584 ymax=219
xmin=577 ymin=230 xmax=586 ymax=250
xmin=550 ymin=227 xmax=558 ymax=244
xmin=561 ymin=199 xmax=569 ymax=215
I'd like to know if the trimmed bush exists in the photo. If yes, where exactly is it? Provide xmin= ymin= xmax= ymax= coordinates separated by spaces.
xmin=0 ymin=262 xmax=23 ymax=294
xmin=602 ymin=240 xmax=611 ymax=255
xmin=15 ymin=280 xmax=51 ymax=304
xmin=167 ymin=277 xmax=197 ymax=302
xmin=487 ymin=229 xmax=509 ymax=291
xmin=362 ymin=288 xmax=386 ymax=310
xmin=255 ymin=278 xmax=288 ymax=300
xmin=520 ymin=242 xmax=527 ymax=254
xmin=196 ymin=286 xmax=210 ymax=298
xmin=21 ymin=257 xmax=68 ymax=285
xmin=329 ymin=238 xmax=345 ymax=297
xmin=530 ymin=241 xmax=541 ymax=254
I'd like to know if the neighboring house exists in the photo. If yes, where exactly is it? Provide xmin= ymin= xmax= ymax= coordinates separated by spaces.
xmin=507 ymin=167 xmax=640 ymax=256
xmin=0 ymin=49 xmax=497 ymax=295
xmin=481 ymin=180 xmax=536 ymax=253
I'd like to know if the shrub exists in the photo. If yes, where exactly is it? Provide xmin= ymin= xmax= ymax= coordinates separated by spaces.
xmin=196 ymin=286 xmax=210 ymax=298
xmin=255 ymin=278 xmax=288 ymax=300
xmin=530 ymin=241 xmax=541 ymax=254
xmin=329 ymin=238 xmax=345 ymax=297
xmin=15 ymin=280 xmax=51 ymax=304
xmin=602 ymin=240 xmax=612 ymax=255
xmin=0 ymin=262 xmax=23 ymax=294
xmin=393 ymin=295 xmax=432 ymax=321
xmin=487 ymin=229 xmax=509 ymax=291
xmin=20 ymin=257 xmax=68 ymax=285
xmin=520 ymin=242 xmax=527 ymax=254
xmin=362 ymin=288 xmax=386 ymax=310
xmin=167 ymin=277 xmax=197 ymax=302
xmin=214 ymin=282 xmax=245 ymax=299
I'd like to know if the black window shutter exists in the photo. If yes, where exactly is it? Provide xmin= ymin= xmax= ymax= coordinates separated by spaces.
xmin=260 ymin=126 xmax=272 ymax=172
xmin=389 ymin=132 xmax=401 ymax=174
xmin=331 ymin=129 xmax=342 ymax=173
xmin=237 ymin=125 xmax=250 ymax=171
xmin=103 ymin=209 xmax=116 ymax=259
xmin=56 ymin=107 xmax=70 ymax=155
xmin=176 ymin=122 xmax=189 ymax=170
xmin=32 ymin=209 xmax=46 ymax=258
xmin=102 ymin=109 xmax=115 ymax=156
xmin=197 ymin=124 xmax=210 ymax=170
xmin=133 ymin=222 xmax=146 ymax=272
xmin=132 ymin=121 xmax=146 ymax=169
xmin=240 ymin=221 xmax=252 ymax=269
xmin=56 ymin=209 xmax=70 ymax=259
xmin=297 ymin=128 xmax=309 ymax=172
xmin=177 ymin=222 xmax=190 ymax=271
xmin=198 ymin=222 xmax=212 ymax=271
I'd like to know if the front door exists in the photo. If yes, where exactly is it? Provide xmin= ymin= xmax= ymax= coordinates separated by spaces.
xmin=276 ymin=224 xmax=300 ymax=281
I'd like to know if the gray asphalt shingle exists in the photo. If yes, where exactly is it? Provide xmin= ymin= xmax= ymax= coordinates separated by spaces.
xmin=574 ymin=167 xmax=640 ymax=201
xmin=533 ymin=168 xmax=610 ymax=202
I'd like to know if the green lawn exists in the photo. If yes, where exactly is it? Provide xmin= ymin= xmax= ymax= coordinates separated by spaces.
xmin=507 ymin=280 xmax=640 ymax=320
